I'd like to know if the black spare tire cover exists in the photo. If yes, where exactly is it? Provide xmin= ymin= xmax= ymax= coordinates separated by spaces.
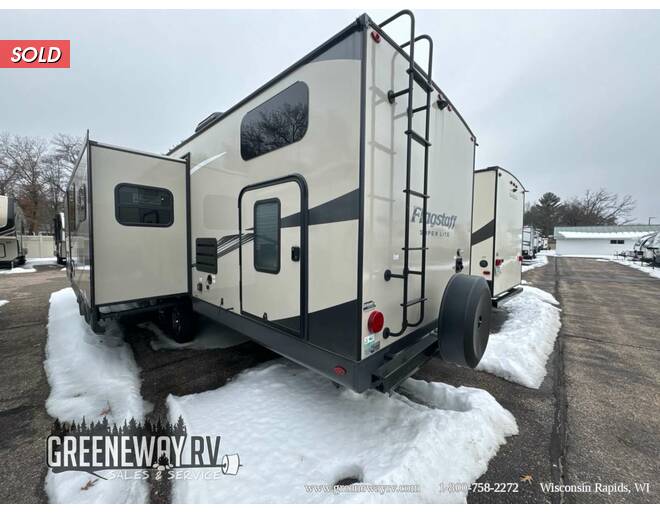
xmin=437 ymin=274 xmax=491 ymax=368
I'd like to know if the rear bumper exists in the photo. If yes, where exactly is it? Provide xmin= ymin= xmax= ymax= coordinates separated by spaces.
xmin=492 ymin=286 xmax=523 ymax=307
xmin=193 ymin=297 xmax=437 ymax=393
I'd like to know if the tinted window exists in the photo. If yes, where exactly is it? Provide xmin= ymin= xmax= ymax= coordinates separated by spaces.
xmin=77 ymin=186 xmax=87 ymax=224
xmin=0 ymin=243 xmax=5 ymax=258
xmin=67 ymin=186 xmax=76 ymax=230
xmin=240 ymin=81 xmax=309 ymax=160
xmin=253 ymin=199 xmax=280 ymax=273
xmin=115 ymin=184 xmax=173 ymax=227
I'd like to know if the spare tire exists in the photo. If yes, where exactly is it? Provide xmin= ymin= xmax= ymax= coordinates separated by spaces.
xmin=437 ymin=274 xmax=491 ymax=368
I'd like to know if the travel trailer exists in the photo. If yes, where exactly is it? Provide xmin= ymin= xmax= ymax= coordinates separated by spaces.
xmin=522 ymin=225 xmax=535 ymax=259
xmin=0 ymin=195 xmax=27 ymax=268
xmin=470 ymin=167 xmax=524 ymax=306
xmin=67 ymin=10 xmax=492 ymax=393
xmin=53 ymin=212 xmax=67 ymax=265
xmin=633 ymin=233 xmax=654 ymax=260
xmin=534 ymin=228 xmax=543 ymax=253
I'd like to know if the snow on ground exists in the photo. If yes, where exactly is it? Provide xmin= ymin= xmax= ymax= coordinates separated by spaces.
xmin=167 ymin=361 xmax=517 ymax=503
xmin=0 ymin=257 xmax=59 ymax=274
xmin=146 ymin=318 xmax=249 ymax=351
xmin=614 ymin=258 xmax=660 ymax=280
xmin=555 ymin=254 xmax=616 ymax=259
xmin=44 ymin=287 xmax=149 ymax=504
xmin=28 ymin=257 xmax=58 ymax=264
xmin=478 ymin=286 xmax=561 ymax=388
xmin=521 ymin=252 xmax=548 ymax=272
xmin=0 ymin=299 xmax=8 ymax=308
xmin=0 ymin=263 xmax=36 ymax=274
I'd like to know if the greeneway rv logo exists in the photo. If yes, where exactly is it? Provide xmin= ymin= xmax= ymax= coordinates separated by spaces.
xmin=46 ymin=416 xmax=240 ymax=480
xmin=411 ymin=206 xmax=457 ymax=237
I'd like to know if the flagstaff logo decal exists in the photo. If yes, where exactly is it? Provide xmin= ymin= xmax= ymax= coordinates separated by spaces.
xmin=46 ymin=416 xmax=240 ymax=480
xmin=0 ymin=40 xmax=70 ymax=68
xmin=411 ymin=206 xmax=457 ymax=237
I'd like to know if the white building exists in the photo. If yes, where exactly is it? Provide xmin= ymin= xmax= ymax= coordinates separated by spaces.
xmin=554 ymin=225 xmax=660 ymax=257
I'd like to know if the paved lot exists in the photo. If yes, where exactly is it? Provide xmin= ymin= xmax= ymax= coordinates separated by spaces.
xmin=0 ymin=263 xmax=66 ymax=503
xmin=419 ymin=257 xmax=659 ymax=503
xmin=0 ymin=257 xmax=658 ymax=503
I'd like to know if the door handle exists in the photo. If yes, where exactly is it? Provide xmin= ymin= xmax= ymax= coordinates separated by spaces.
xmin=291 ymin=246 xmax=300 ymax=262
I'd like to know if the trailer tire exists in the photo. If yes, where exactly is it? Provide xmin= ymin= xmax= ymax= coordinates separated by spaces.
xmin=90 ymin=309 xmax=105 ymax=335
xmin=156 ymin=307 xmax=172 ymax=332
xmin=170 ymin=303 xmax=196 ymax=344
xmin=437 ymin=274 xmax=491 ymax=368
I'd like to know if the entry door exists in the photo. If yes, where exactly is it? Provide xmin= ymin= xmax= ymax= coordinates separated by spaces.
xmin=240 ymin=178 xmax=305 ymax=335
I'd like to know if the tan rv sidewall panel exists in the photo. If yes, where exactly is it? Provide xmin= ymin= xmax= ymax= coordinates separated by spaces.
xmin=470 ymin=171 xmax=496 ymax=281
xmin=176 ymin=59 xmax=361 ymax=316
xmin=69 ymin=145 xmax=92 ymax=306
xmin=493 ymin=170 xmax=523 ymax=296
xmin=91 ymin=146 xmax=188 ymax=305
xmin=362 ymin=35 xmax=475 ymax=355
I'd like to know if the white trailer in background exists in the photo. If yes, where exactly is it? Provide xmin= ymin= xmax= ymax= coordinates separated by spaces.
xmin=522 ymin=225 xmax=535 ymax=259
xmin=471 ymin=167 xmax=524 ymax=306
xmin=534 ymin=228 xmax=543 ymax=253
xmin=65 ymin=138 xmax=191 ymax=333
xmin=0 ymin=195 xmax=27 ymax=268
xmin=641 ymin=231 xmax=659 ymax=264
xmin=67 ymin=11 xmax=494 ymax=393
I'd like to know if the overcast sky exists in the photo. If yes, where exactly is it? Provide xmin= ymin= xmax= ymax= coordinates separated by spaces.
xmin=1 ymin=9 xmax=658 ymax=221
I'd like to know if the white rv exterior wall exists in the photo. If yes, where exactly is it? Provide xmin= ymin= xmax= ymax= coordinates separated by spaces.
xmin=555 ymin=238 xmax=633 ymax=256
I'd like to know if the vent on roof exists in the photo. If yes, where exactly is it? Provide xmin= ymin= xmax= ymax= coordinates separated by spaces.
xmin=195 ymin=112 xmax=223 ymax=133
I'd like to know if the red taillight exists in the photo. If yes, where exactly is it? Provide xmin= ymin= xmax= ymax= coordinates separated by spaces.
xmin=483 ymin=270 xmax=491 ymax=276
xmin=333 ymin=366 xmax=346 ymax=376
xmin=367 ymin=310 xmax=384 ymax=333
xmin=371 ymin=31 xmax=381 ymax=43
xmin=495 ymin=258 xmax=504 ymax=266
xmin=517 ymin=255 xmax=523 ymax=262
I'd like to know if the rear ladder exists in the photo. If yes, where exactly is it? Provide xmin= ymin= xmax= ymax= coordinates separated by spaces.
xmin=378 ymin=10 xmax=435 ymax=339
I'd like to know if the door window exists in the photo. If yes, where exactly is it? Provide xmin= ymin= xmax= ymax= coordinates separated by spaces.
xmin=253 ymin=199 xmax=280 ymax=274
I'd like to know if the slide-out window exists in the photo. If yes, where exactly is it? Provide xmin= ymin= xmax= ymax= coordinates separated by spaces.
xmin=115 ymin=184 xmax=174 ymax=227
xmin=240 ymin=81 xmax=309 ymax=160
xmin=253 ymin=199 xmax=280 ymax=274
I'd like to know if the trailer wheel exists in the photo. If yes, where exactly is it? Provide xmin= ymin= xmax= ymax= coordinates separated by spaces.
xmin=156 ymin=307 xmax=172 ymax=332
xmin=170 ymin=303 xmax=196 ymax=344
xmin=90 ymin=309 xmax=105 ymax=335
xmin=437 ymin=274 xmax=491 ymax=368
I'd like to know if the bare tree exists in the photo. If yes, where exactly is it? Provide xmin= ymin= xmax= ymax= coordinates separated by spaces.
xmin=561 ymin=189 xmax=636 ymax=226
xmin=43 ymin=133 xmax=83 ymax=215
xmin=0 ymin=132 xmax=20 ymax=196
xmin=2 ymin=135 xmax=50 ymax=232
